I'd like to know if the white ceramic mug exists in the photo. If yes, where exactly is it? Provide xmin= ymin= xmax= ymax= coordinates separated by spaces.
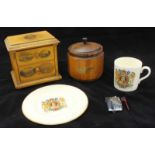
xmin=114 ymin=57 xmax=151 ymax=92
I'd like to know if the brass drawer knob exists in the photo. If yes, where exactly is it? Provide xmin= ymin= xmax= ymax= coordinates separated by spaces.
xmin=39 ymin=64 xmax=52 ymax=73
xmin=20 ymin=68 xmax=35 ymax=77
xmin=39 ymin=50 xmax=51 ymax=58
xmin=35 ymin=67 xmax=40 ymax=72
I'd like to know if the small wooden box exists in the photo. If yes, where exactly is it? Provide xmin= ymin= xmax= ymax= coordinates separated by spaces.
xmin=5 ymin=31 xmax=62 ymax=89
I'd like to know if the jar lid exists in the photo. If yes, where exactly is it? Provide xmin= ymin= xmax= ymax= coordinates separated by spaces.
xmin=68 ymin=38 xmax=103 ymax=57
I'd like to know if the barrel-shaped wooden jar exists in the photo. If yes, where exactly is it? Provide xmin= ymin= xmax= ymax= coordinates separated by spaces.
xmin=68 ymin=38 xmax=104 ymax=81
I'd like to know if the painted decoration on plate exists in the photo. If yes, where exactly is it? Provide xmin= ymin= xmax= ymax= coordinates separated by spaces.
xmin=115 ymin=69 xmax=136 ymax=88
xmin=42 ymin=97 xmax=67 ymax=112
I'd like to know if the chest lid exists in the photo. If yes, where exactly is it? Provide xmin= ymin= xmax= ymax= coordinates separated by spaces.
xmin=68 ymin=37 xmax=103 ymax=57
xmin=5 ymin=31 xmax=60 ymax=52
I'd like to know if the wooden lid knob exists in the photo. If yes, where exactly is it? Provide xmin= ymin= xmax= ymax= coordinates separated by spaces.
xmin=82 ymin=37 xmax=88 ymax=45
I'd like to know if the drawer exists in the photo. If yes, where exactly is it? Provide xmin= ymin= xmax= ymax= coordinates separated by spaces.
xmin=16 ymin=46 xmax=54 ymax=66
xmin=19 ymin=62 xmax=55 ymax=83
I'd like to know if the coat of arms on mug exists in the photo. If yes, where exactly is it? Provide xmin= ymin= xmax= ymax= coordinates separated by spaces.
xmin=115 ymin=69 xmax=136 ymax=88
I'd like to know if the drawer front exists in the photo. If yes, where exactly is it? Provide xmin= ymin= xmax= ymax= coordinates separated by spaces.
xmin=16 ymin=46 xmax=54 ymax=66
xmin=19 ymin=62 xmax=55 ymax=82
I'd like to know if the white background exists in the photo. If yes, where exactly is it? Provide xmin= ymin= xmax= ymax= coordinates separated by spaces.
xmin=0 ymin=0 xmax=155 ymax=27
xmin=0 ymin=0 xmax=155 ymax=155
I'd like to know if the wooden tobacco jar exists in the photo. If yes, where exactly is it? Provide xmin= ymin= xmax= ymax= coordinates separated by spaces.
xmin=5 ymin=31 xmax=62 ymax=89
xmin=68 ymin=38 xmax=104 ymax=81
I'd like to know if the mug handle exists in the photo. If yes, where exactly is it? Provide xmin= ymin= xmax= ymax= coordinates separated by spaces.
xmin=139 ymin=66 xmax=151 ymax=84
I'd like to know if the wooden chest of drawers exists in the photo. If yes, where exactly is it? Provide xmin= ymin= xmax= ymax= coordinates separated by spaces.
xmin=5 ymin=31 xmax=62 ymax=89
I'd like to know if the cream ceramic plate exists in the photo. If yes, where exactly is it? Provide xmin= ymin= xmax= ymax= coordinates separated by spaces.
xmin=22 ymin=84 xmax=88 ymax=125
